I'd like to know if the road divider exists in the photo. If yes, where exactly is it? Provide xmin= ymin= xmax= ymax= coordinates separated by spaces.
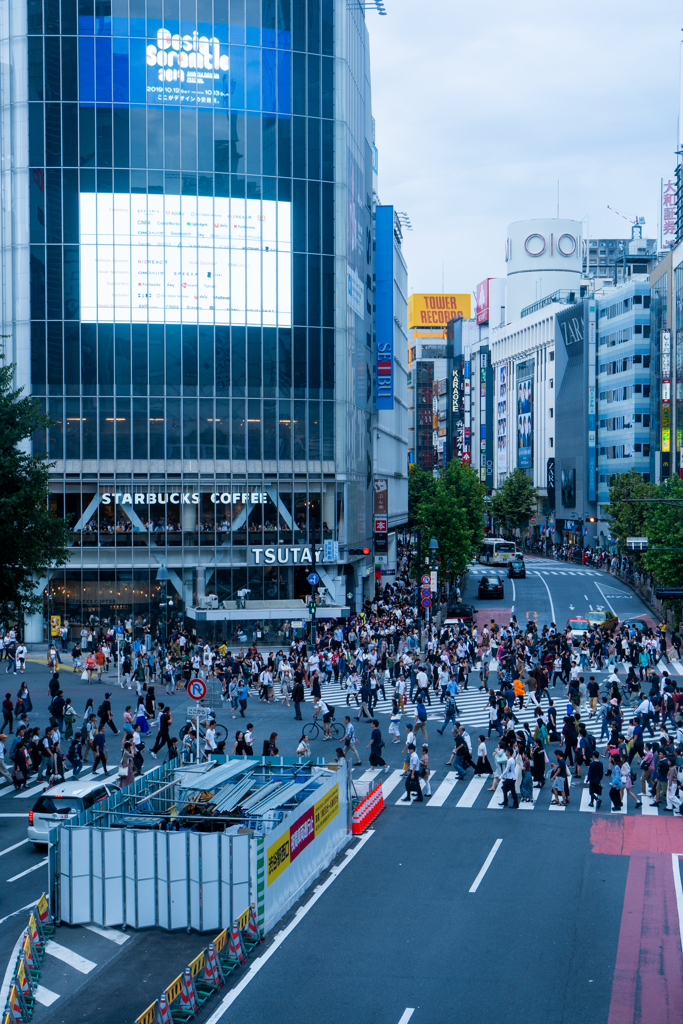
xmin=2 ymin=894 xmax=55 ymax=1023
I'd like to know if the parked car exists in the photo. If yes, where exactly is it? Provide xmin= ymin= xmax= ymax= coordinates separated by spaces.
xmin=28 ymin=778 xmax=113 ymax=849
xmin=444 ymin=603 xmax=477 ymax=626
xmin=478 ymin=576 xmax=504 ymax=599
xmin=586 ymin=609 xmax=618 ymax=632
xmin=507 ymin=557 xmax=526 ymax=579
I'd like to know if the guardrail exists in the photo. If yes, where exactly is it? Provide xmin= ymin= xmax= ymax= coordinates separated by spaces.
xmin=2 ymin=894 xmax=55 ymax=1023
xmin=135 ymin=906 xmax=260 ymax=1024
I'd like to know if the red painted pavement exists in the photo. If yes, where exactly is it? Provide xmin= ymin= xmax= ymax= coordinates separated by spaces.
xmin=591 ymin=818 xmax=683 ymax=1024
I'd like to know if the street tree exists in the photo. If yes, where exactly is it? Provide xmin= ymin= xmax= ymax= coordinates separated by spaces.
xmin=491 ymin=468 xmax=538 ymax=535
xmin=602 ymin=467 xmax=655 ymax=553
xmin=408 ymin=464 xmax=436 ymax=529
xmin=442 ymin=459 xmax=486 ymax=556
xmin=414 ymin=479 xmax=472 ymax=581
xmin=644 ymin=475 xmax=683 ymax=588
xmin=0 ymin=361 xmax=70 ymax=628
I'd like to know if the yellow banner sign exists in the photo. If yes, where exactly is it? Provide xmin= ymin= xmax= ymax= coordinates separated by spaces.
xmin=267 ymin=831 xmax=290 ymax=885
xmin=408 ymin=293 xmax=471 ymax=329
xmin=314 ymin=783 xmax=339 ymax=836
xmin=267 ymin=781 xmax=340 ymax=886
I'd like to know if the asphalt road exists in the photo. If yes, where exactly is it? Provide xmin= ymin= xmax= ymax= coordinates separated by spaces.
xmin=0 ymin=557 xmax=676 ymax=1024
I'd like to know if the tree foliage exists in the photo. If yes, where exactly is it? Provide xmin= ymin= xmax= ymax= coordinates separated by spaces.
xmin=602 ymin=467 xmax=655 ymax=553
xmin=643 ymin=475 xmax=683 ymax=587
xmin=411 ymin=461 xmax=486 ymax=580
xmin=408 ymin=464 xmax=436 ymax=529
xmin=0 ymin=362 xmax=71 ymax=626
xmin=491 ymin=469 xmax=538 ymax=534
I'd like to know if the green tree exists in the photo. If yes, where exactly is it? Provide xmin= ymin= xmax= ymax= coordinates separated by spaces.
xmin=414 ymin=480 xmax=472 ymax=581
xmin=602 ymin=467 xmax=655 ymax=553
xmin=442 ymin=460 xmax=486 ymax=556
xmin=643 ymin=475 xmax=683 ymax=588
xmin=0 ymin=362 xmax=70 ymax=627
xmin=491 ymin=469 xmax=538 ymax=535
xmin=408 ymin=464 xmax=436 ymax=529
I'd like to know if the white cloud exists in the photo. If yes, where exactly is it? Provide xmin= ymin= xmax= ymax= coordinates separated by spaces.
xmin=367 ymin=0 xmax=681 ymax=293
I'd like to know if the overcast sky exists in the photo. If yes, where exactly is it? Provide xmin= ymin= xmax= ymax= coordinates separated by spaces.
xmin=367 ymin=0 xmax=682 ymax=300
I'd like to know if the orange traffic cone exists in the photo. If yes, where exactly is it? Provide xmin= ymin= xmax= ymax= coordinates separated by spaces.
xmin=177 ymin=968 xmax=199 ymax=1015
xmin=203 ymin=943 xmax=225 ymax=989
xmin=226 ymin=920 xmax=247 ymax=963
xmin=154 ymin=991 xmax=173 ymax=1024
xmin=242 ymin=903 xmax=261 ymax=945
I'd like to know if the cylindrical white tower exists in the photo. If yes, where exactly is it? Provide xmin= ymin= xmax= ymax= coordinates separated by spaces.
xmin=505 ymin=218 xmax=582 ymax=321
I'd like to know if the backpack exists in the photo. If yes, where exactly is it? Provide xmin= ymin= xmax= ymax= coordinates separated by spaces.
xmin=417 ymin=703 xmax=427 ymax=722
xmin=97 ymin=703 xmax=105 ymax=718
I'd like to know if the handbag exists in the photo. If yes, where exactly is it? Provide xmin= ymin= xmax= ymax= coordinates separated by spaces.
xmin=81 ymin=670 xmax=88 ymax=681
xmin=118 ymin=764 xmax=129 ymax=776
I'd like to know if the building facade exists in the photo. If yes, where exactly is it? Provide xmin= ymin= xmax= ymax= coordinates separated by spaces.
xmin=1 ymin=0 xmax=394 ymax=642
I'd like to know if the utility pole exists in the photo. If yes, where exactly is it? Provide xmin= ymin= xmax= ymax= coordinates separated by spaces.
xmin=310 ymin=516 xmax=318 ymax=648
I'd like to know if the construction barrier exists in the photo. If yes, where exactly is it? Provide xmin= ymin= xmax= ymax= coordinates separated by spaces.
xmin=135 ymin=914 xmax=259 ymax=1024
xmin=352 ymin=782 xmax=384 ymax=834
xmin=2 ymin=896 xmax=53 ymax=1023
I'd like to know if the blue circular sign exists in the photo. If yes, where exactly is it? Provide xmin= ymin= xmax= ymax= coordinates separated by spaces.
xmin=307 ymin=573 xmax=320 ymax=585
xmin=116 ymin=626 xmax=124 ymax=634
xmin=421 ymin=598 xmax=431 ymax=609
xmin=188 ymin=678 xmax=207 ymax=701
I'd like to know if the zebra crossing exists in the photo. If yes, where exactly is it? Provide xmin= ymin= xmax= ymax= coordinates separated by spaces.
xmin=468 ymin=565 xmax=603 ymax=577
xmin=318 ymin=659 xmax=681 ymax=737
xmin=353 ymin=766 xmax=670 ymax=816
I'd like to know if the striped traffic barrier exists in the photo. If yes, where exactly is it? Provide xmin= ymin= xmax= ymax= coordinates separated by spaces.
xmin=154 ymin=991 xmax=173 ymax=1024
xmin=202 ymin=944 xmax=225 ymax=990
xmin=226 ymin=921 xmax=247 ymax=964
xmin=177 ymin=968 xmax=199 ymax=1016
xmin=352 ymin=782 xmax=384 ymax=834
xmin=242 ymin=904 xmax=261 ymax=947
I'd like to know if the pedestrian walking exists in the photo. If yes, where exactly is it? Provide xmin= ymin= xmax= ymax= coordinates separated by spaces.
xmin=92 ymin=725 xmax=109 ymax=776
xmin=366 ymin=719 xmax=388 ymax=771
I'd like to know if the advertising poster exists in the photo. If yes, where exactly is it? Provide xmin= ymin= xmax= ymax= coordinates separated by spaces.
xmin=517 ymin=375 xmax=533 ymax=468
xmin=496 ymin=365 xmax=508 ymax=471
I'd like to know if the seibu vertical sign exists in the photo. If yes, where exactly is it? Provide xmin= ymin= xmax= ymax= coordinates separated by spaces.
xmin=375 ymin=206 xmax=395 ymax=409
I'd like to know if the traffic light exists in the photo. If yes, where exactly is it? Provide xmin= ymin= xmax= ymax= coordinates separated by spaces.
xmin=348 ymin=547 xmax=371 ymax=555
xmin=308 ymin=600 xmax=317 ymax=615
xmin=585 ymin=516 xmax=596 ymax=524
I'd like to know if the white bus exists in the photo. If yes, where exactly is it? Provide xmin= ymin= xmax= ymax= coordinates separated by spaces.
xmin=478 ymin=538 xmax=517 ymax=566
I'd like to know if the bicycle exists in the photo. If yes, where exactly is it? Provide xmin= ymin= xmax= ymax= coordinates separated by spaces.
xmin=179 ymin=720 xmax=228 ymax=745
xmin=302 ymin=712 xmax=344 ymax=742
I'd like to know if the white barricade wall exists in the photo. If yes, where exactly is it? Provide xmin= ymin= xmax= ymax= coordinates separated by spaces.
xmin=262 ymin=772 xmax=350 ymax=932
xmin=57 ymin=827 xmax=254 ymax=932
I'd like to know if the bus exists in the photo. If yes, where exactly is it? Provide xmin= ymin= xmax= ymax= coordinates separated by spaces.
xmin=478 ymin=538 xmax=517 ymax=566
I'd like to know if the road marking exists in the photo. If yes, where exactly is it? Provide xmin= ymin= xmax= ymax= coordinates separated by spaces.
xmin=397 ymin=1011 xmax=415 ymax=1024
xmin=84 ymin=924 xmax=130 ymax=945
xmin=7 ymin=858 xmax=48 ymax=882
xmin=469 ymin=838 xmax=503 ymax=893
xmin=580 ymin=788 xmax=596 ymax=812
xmin=382 ymin=770 xmax=405 ymax=801
xmin=0 ymin=814 xmax=30 ymax=818
xmin=519 ymin=785 xmax=542 ymax=810
xmin=0 ymin=901 xmax=42 ymax=927
xmin=534 ymin=572 xmax=556 ymax=624
xmin=35 ymin=985 xmax=60 ymax=1007
xmin=45 ymin=940 xmax=97 ymax=974
xmin=593 ymin=581 xmax=618 ymax=617
xmin=672 ymin=855 xmax=683 ymax=954
xmin=456 ymin=775 xmax=487 ymax=807
xmin=395 ymin=772 xmax=438 ymax=805
xmin=511 ymin=580 xmax=516 ymax=602
xmin=204 ymin=831 xmax=375 ymax=1022
xmin=0 ymin=839 xmax=28 ymax=858
xmin=641 ymin=799 xmax=658 ymax=816
xmin=487 ymin=786 xmax=504 ymax=809
xmin=428 ymin=771 xmax=459 ymax=807
xmin=672 ymin=662 xmax=683 ymax=677
xmin=356 ymin=769 xmax=381 ymax=784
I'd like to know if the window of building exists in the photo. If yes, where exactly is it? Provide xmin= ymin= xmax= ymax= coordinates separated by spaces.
xmin=548 ymin=351 xmax=554 ymax=361
xmin=633 ymin=295 xmax=643 ymax=304
xmin=635 ymin=325 xmax=642 ymax=334
xmin=549 ymin=437 xmax=553 ymax=447
xmin=643 ymin=295 xmax=651 ymax=308
xmin=643 ymin=414 xmax=650 ymax=427
xmin=634 ymin=444 xmax=641 ymax=452
xmin=643 ymin=355 xmax=650 ymax=368
xmin=549 ymin=408 xmax=553 ymax=418
xmin=643 ymin=385 xmax=650 ymax=397
xmin=643 ymin=444 xmax=650 ymax=456
xmin=549 ymin=378 xmax=553 ymax=389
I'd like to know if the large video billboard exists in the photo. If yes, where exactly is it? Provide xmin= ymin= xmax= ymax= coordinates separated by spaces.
xmin=517 ymin=373 xmax=533 ymax=468
xmin=80 ymin=194 xmax=291 ymax=326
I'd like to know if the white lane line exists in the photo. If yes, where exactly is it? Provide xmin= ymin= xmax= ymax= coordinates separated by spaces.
xmin=0 ymin=924 xmax=30 ymax=1012
xmin=397 ymin=1011 xmax=415 ymax=1024
xmin=534 ymin=572 xmax=556 ymax=625
xmin=204 ymin=831 xmax=376 ymax=1023
xmin=35 ymin=985 xmax=60 ymax=1007
xmin=456 ymin=775 xmax=487 ymax=808
xmin=511 ymin=580 xmax=516 ymax=602
xmin=593 ymin=581 xmax=618 ymax=617
xmin=45 ymin=940 xmax=97 ymax=975
xmin=672 ymin=855 xmax=683 ymax=954
xmin=84 ymin=924 xmax=130 ymax=945
xmin=7 ymin=858 xmax=48 ymax=882
xmin=469 ymin=838 xmax=503 ymax=893
xmin=381 ymin=770 xmax=404 ymax=801
xmin=0 ymin=901 xmax=41 ymax=927
xmin=0 ymin=839 xmax=29 ymax=858
xmin=427 ymin=771 xmax=459 ymax=807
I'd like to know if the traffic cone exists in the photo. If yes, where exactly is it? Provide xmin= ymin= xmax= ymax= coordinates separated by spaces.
xmin=242 ymin=904 xmax=261 ymax=945
xmin=202 ymin=943 xmax=225 ymax=989
xmin=154 ymin=991 xmax=173 ymax=1024
xmin=226 ymin=920 xmax=247 ymax=963
xmin=177 ymin=968 xmax=199 ymax=1015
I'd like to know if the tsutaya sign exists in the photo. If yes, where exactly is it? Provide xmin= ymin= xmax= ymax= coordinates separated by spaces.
xmin=252 ymin=547 xmax=323 ymax=565
xmin=101 ymin=492 xmax=267 ymax=505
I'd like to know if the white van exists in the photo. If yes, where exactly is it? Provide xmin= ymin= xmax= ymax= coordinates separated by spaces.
xmin=28 ymin=778 xmax=112 ymax=848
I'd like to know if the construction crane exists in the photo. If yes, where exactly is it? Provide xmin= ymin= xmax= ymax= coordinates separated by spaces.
xmin=607 ymin=205 xmax=645 ymax=226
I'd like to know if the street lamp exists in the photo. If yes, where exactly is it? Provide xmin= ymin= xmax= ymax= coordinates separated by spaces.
xmin=156 ymin=565 xmax=170 ymax=650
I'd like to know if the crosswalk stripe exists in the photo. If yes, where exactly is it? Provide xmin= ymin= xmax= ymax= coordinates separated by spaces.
xmin=456 ymin=775 xmax=487 ymax=807
xmin=35 ymin=986 xmax=60 ymax=1007
xmin=641 ymin=800 xmax=659 ymax=815
xmin=427 ymin=771 xmax=459 ymax=807
xmin=356 ymin=769 xmax=381 ymax=784
xmin=45 ymin=940 xmax=97 ymax=974
xmin=395 ymin=772 xmax=438 ymax=805
xmin=519 ymin=785 xmax=543 ymax=810
xmin=580 ymin=788 xmax=595 ymax=812
xmin=14 ymin=765 xmax=95 ymax=800
xmin=487 ymin=786 xmax=504 ymax=809
xmin=84 ymin=924 xmax=130 ymax=945
xmin=381 ymin=769 xmax=404 ymax=801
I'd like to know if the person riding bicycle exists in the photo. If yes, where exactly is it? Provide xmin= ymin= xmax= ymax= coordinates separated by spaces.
xmin=313 ymin=697 xmax=334 ymax=740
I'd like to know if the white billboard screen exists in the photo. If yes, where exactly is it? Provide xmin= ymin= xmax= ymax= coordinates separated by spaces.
xmin=79 ymin=193 xmax=291 ymax=326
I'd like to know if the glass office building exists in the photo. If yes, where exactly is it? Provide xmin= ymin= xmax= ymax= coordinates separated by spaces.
xmin=1 ymin=0 xmax=379 ymax=641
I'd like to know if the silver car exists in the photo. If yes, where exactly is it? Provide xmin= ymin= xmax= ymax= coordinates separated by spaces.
xmin=28 ymin=778 xmax=112 ymax=849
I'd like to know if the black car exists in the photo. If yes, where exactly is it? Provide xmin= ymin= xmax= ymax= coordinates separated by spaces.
xmin=444 ymin=603 xmax=477 ymax=625
xmin=478 ymin=575 xmax=504 ymax=599
xmin=507 ymin=557 xmax=526 ymax=579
